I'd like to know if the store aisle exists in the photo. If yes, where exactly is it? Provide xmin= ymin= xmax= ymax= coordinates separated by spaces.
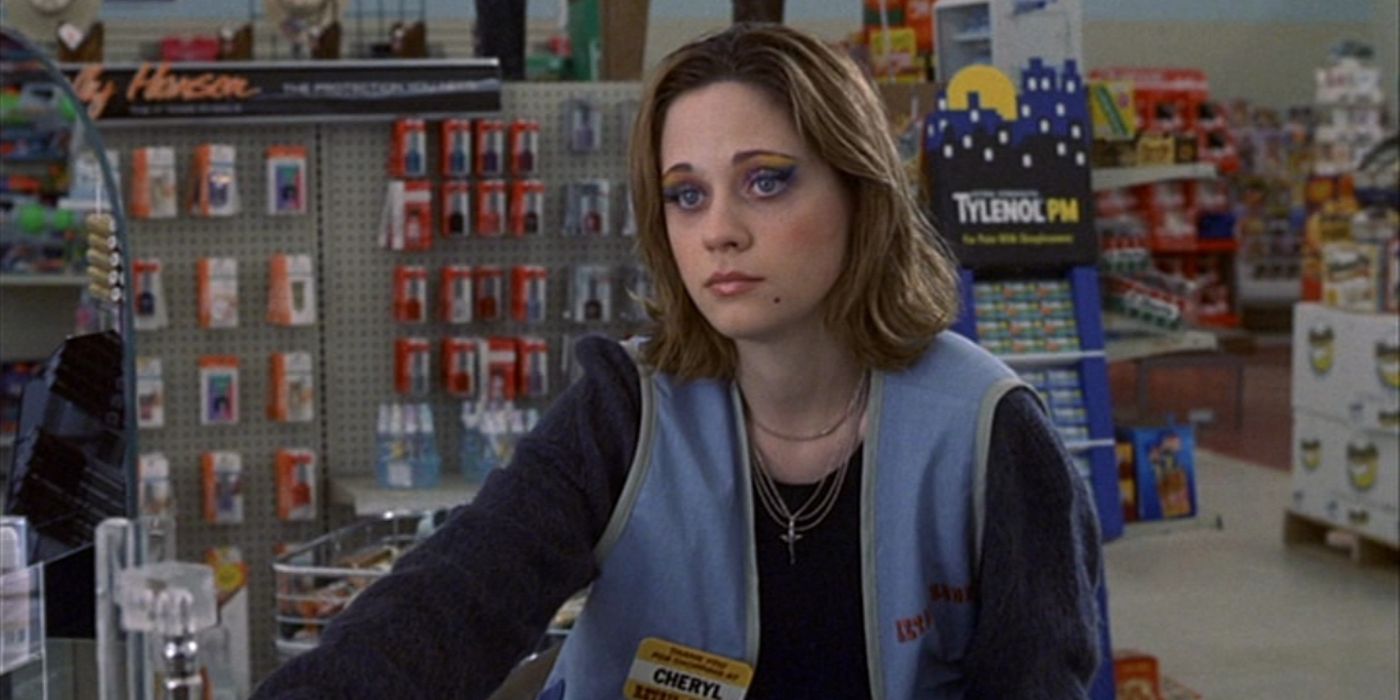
xmin=1105 ymin=449 xmax=1399 ymax=699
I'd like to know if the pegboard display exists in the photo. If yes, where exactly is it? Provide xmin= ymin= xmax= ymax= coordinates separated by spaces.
xmin=103 ymin=82 xmax=648 ymax=684
xmin=319 ymin=82 xmax=646 ymax=485
xmin=103 ymin=123 xmax=327 ymax=682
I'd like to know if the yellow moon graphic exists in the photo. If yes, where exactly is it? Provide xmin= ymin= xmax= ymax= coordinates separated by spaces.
xmin=946 ymin=65 xmax=1020 ymax=121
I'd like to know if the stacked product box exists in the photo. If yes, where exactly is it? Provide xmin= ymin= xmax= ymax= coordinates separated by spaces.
xmin=972 ymin=280 xmax=1080 ymax=356
xmin=1291 ymin=302 xmax=1400 ymax=547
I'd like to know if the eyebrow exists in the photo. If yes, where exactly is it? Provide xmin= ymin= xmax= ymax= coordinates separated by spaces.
xmin=661 ymin=149 xmax=798 ymax=178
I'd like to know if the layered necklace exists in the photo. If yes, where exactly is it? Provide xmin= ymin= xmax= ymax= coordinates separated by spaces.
xmin=744 ymin=372 xmax=869 ymax=564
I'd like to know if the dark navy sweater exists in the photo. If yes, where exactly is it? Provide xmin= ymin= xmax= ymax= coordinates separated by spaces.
xmin=254 ymin=335 xmax=1102 ymax=699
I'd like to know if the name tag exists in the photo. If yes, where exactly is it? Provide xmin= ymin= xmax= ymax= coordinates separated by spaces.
xmin=623 ymin=637 xmax=753 ymax=700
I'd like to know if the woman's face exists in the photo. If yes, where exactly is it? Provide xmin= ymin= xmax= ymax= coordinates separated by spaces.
xmin=659 ymin=81 xmax=853 ymax=346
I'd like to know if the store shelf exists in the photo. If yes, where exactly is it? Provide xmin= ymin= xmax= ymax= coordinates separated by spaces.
xmin=1065 ymin=438 xmax=1116 ymax=453
xmin=1120 ymin=511 xmax=1225 ymax=540
xmin=0 ymin=273 xmax=86 ymax=287
xmin=1091 ymin=163 xmax=1218 ymax=192
xmin=953 ymin=30 xmax=991 ymax=42
xmin=1150 ymin=239 xmax=1240 ymax=255
xmin=330 ymin=475 xmax=480 ymax=517
xmin=998 ymin=349 xmax=1105 ymax=367
xmin=1103 ymin=312 xmax=1220 ymax=362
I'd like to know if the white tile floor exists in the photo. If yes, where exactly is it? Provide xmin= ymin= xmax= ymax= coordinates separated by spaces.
xmin=1106 ymin=449 xmax=1400 ymax=699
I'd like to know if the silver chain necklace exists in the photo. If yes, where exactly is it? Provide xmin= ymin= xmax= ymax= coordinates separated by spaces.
xmin=746 ymin=372 xmax=869 ymax=442
xmin=748 ymin=376 xmax=868 ymax=564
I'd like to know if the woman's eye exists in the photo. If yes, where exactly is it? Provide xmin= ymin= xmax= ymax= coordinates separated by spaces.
xmin=663 ymin=185 xmax=705 ymax=210
xmin=747 ymin=167 xmax=794 ymax=198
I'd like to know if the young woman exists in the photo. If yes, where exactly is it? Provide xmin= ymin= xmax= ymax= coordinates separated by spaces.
xmin=254 ymin=23 xmax=1101 ymax=700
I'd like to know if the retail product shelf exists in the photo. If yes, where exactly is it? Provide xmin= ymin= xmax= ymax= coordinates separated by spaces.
xmin=1103 ymin=312 xmax=1220 ymax=363
xmin=1064 ymin=438 xmax=1116 ymax=452
xmin=0 ymin=273 xmax=87 ymax=287
xmin=330 ymin=475 xmax=481 ymax=517
xmin=1000 ymin=349 xmax=1106 ymax=367
xmin=1120 ymin=510 xmax=1224 ymax=540
xmin=953 ymin=30 xmax=991 ymax=42
xmin=1091 ymin=162 xmax=1217 ymax=192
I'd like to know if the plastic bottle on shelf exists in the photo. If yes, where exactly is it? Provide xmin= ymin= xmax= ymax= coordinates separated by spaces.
xmin=460 ymin=402 xmax=488 ymax=482
xmin=377 ymin=403 xmax=414 ymax=489
xmin=417 ymin=403 xmax=442 ymax=488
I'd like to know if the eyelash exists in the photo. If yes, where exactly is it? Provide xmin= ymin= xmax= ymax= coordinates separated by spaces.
xmin=661 ymin=166 xmax=796 ymax=211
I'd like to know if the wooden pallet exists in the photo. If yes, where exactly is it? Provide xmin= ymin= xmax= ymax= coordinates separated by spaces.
xmin=1283 ymin=509 xmax=1400 ymax=566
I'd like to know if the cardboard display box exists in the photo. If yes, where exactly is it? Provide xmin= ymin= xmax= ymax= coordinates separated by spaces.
xmin=1291 ymin=409 xmax=1400 ymax=547
xmin=1292 ymin=303 xmax=1400 ymax=434
xmin=1117 ymin=425 xmax=1197 ymax=522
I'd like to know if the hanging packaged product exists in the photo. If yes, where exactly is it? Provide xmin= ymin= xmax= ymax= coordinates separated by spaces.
xmin=509 ymin=180 xmax=545 ymax=237
xmin=473 ymin=265 xmax=506 ymax=321
xmin=67 ymin=149 xmax=121 ymax=208
xmin=618 ymin=99 xmax=640 ymax=150
xmin=394 ymin=337 xmax=431 ymax=396
xmin=269 ymin=351 xmax=316 ymax=423
xmin=517 ymin=336 xmax=549 ymax=399
xmin=565 ymin=98 xmax=603 ymax=153
xmin=130 ymin=146 xmax=178 ymax=219
xmin=474 ymin=118 xmax=506 ymax=177
xmin=191 ymin=144 xmax=240 ymax=217
xmin=376 ymin=403 xmax=442 ymax=489
xmin=197 ymin=256 xmax=240 ymax=328
xmin=267 ymin=253 xmax=317 ymax=326
xmin=378 ymin=180 xmax=434 ymax=251
xmin=570 ymin=265 xmax=613 ymax=322
xmin=511 ymin=265 xmax=549 ymax=323
xmin=202 ymin=451 xmax=245 ymax=524
xmin=393 ymin=265 xmax=430 ymax=323
xmin=441 ymin=180 xmax=472 ymax=237
xmin=619 ymin=264 xmax=652 ymax=322
xmin=442 ymin=337 xmax=480 ymax=398
xmin=275 ymin=448 xmax=318 ymax=522
xmin=199 ymin=356 xmax=240 ymax=426
xmin=440 ymin=118 xmax=473 ymax=177
xmin=619 ymin=183 xmax=638 ymax=237
xmin=136 ymin=356 xmax=166 ymax=429
xmin=509 ymin=119 xmax=540 ymax=176
xmin=204 ymin=546 xmax=251 ymax=697
xmin=476 ymin=180 xmax=507 ymax=237
xmin=390 ymin=119 xmax=428 ymax=178
xmin=440 ymin=265 xmax=474 ymax=324
xmin=565 ymin=179 xmax=611 ymax=236
xmin=484 ymin=336 xmax=519 ymax=403
xmin=266 ymin=145 xmax=309 ymax=216
xmin=138 ymin=452 xmax=173 ymax=518
xmin=131 ymin=258 xmax=168 ymax=330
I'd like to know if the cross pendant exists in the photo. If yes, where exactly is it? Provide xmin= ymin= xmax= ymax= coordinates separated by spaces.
xmin=780 ymin=518 xmax=802 ymax=565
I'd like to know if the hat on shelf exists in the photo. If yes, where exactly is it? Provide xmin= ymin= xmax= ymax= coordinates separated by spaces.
xmin=5 ymin=0 xmax=101 ymax=45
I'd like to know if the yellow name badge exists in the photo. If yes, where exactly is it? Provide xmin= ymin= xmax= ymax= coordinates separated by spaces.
xmin=623 ymin=637 xmax=753 ymax=700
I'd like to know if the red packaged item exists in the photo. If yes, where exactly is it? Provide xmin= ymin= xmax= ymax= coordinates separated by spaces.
xmin=393 ymin=265 xmax=429 ymax=323
xmin=510 ymin=180 xmax=545 ymax=237
xmin=390 ymin=119 xmax=428 ymax=178
xmin=511 ymin=265 xmax=548 ymax=323
xmin=476 ymin=180 xmax=506 ymax=237
xmin=442 ymin=180 xmax=472 ymax=238
xmin=394 ymin=338 xmax=431 ymax=396
xmin=474 ymin=266 xmax=506 ymax=321
xmin=484 ymin=337 xmax=519 ymax=402
xmin=508 ymin=119 xmax=540 ymax=176
xmin=474 ymin=119 xmax=505 ymax=177
xmin=442 ymin=337 xmax=480 ymax=398
xmin=440 ymin=265 xmax=473 ymax=324
xmin=440 ymin=119 xmax=472 ymax=177
xmin=402 ymin=180 xmax=434 ymax=250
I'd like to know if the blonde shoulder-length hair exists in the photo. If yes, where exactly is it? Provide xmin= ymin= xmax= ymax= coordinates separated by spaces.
xmin=631 ymin=23 xmax=961 ymax=381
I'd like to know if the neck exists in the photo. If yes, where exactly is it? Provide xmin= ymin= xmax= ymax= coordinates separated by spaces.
xmin=735 ymin=325 xmax=864 ymax=440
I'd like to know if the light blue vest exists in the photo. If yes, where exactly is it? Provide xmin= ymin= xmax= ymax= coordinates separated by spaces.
xmin=540 ymin=332 xmax=1022 ymax=699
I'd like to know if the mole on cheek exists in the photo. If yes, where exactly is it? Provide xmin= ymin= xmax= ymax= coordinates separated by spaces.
xmin=772 ymin=297 xmax=782 ymax=304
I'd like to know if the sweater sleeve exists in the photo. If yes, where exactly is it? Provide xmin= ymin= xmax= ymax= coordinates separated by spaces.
xmin=251 ymin=335 xmax=641 ymax=700
xmin=963 ymin=388 xmax=1104 ymax=699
